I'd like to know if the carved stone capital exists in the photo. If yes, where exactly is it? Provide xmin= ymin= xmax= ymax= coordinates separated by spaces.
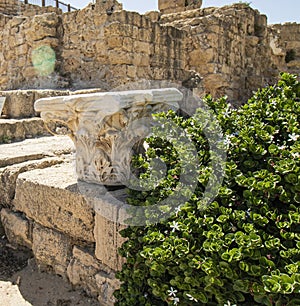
xmin=35 ymin=89 xmax=182 ymax=186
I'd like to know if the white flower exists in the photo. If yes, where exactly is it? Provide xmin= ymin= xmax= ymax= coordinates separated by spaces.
xmin=167 ymin=287 xmax=178 ymax=297
xmin=171 ymin=297 xmax=180 ymax=305
xmin=175 ymin=206 xmax=181 ymax=216
xmin=269 ymin=135 xmax=274 ymax=141
xmin=292 ymin=152 xmax=300 ymax=158
xmin=288 ymin=133 xmax=299 ymax=142
xmin=223 ymin=136 xmax=231 ymax=147
xmin=186 ymin=293 xmax=198 ymax=302
xmin=223 ymin=108 xmax=231 ymax=117
xmin=224 ymin=301 xmax=237 ymax=306
xmin=170 ymin=221 xmax=180 ymax=232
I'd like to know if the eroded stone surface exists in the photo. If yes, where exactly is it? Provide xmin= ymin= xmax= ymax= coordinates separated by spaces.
xmin=94 ymin=205 xmax=127 ymax=272
xmin=13 ymin=161 xmax=95 ymax=243
xmin=67 ymin=246 xmax=113 ymax=297
xmin=159 ymin=0 xmax=202 ymax=15
xmin=0 ymin=118 xmax=50 ymax=142
xmin=32 ymin=224 xmax=72 ymax=277
xmin=0 ymin=208 xmax=32 ymax=249
xmin=0 ymin=135 xmax=74 ymax=168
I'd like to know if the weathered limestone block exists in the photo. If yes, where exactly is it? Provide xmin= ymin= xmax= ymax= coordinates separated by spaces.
xmin=35 ymin=89 xmax=182 ymax=186
xmin=0 ymin=156 xmax=64 ymax=208
xmin=27 ymin=13 xmax=59 ymax=41
xmin=0 ymin=90 xmax=69 ymax=118
xmin=108 ymin=50 xmax=133 ymax=65
xmin=95 ymin=0 xmax=123 ymax=13
xmin=159 ymin=0 xmax=202 ymax=14
xmin=94 ymin=197 xmax=127 ymax=271
xmin=106 ymin=36 xmax=124 ymax=50
xmin=0 ymin=135 xmax=74 ymax=168
xmin=1 ymin=90 xmax=35 ymax=118
xmin=133 ymin=53 xmax=150 ymax=67
xmin=13 ymin=162 xmax=95 ymax=243
xmin=127 ymin=65 xmax=137 ymax=78
xmin=96 ymin=272 xmax=120 ymax=306
xmin=0 ymin=118 xmax=50 ymax=141
xmin=189 ymin=48 xmax=214 ymax=67
xmin=133 ymin=41 xmax=151 ymax=54
xmin=67 ymin=246 xmax=113 ymax=297
xmin=32 ymin=223 xmax=72 ymax=276
xmin=0 ymin=208 xmax=32 ymax=248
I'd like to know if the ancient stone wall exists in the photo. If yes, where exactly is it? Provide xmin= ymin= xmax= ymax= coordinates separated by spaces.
xmin=61 ymin=6 xmax=187 ymax=89
xmin=159 ymin=0 xmax=203 ymax=15
xmin=160 ymin=4 xmax=289 ymax=102
xmin=0 ymin=0 xmax=61 ymax=16
xmin=269 ymin=23 xmax=300 ymax=75
xmin=0 ymin=0 xmax=20 ymax=15
xmin=0 ymin=1 xmax=299 ymax=102
xmin=0 ymin=146 xmax=121 ymax=305
xmin=0 ymin=12 xmax=65 ymax=90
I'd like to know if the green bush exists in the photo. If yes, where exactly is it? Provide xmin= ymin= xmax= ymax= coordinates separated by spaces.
xmin=114 ymin=73 xmax=300 ymax=305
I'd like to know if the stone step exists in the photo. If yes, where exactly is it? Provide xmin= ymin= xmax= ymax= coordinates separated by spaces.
xmin=0 ymin=155 xmax=70 ymax=208
xmin=0 ymin=117 xmax=51 ymax=143
xmin=0 ymin=89 xmax=104 ymax=119
xmin=0 ymin=90 xmax=70 ymax=119
xmin=12 ymin=161 xmax=95 ymax=243
xmin=0 ymin=135 xmax=74 ymax=168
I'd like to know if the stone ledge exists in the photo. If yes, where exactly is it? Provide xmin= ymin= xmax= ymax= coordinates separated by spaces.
xmin=0 ymin=156 xmax=66 ymax=208
xmin=13 ymin=161 xmax=95 ymax=243
xmin=0 ymin=117 xmax=50 ymax=142
xmin=0 ymin=89 xmax=105 ymax=119
xmin=0 ymin=135 xmax=74 ymax=168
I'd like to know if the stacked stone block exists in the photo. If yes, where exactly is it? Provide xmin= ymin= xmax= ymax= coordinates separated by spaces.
xmin=269 ymin=22 xmax=300 ymax=75
xmin=159 ymin=0 xmax=203 ymax=15
xmin=160 ymin=3 xmax=287 ymax=103
xmin=0 ymin=2 xmax=299 ymax=102
xmin=62 ymin=7 xmax=188 ymax=89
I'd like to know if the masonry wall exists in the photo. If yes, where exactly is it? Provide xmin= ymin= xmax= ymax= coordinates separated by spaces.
xmin=0 ymin=1 xmax=299 ymax=102
xmin=61 ymin=6 xmax=187 ymax=89
xmin=269 ymin=22 xmax=300 ymax=75
xmin=0 ymin=158 xmax=122 ymax=306
xmin=0 ymin=12 xmax=66 ymax=90
xmin=160 ymin=4 xmax=292 ymax=103
xmin=159 ymin=0 xmax=203 ymax=15
xmin=0 ymin=0 xmax=61 ymax=16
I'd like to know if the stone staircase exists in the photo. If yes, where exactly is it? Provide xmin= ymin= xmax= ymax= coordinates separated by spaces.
xmin=0 ymin=89 xmax=121 ymax=306
xmin=0 ymin=90 xmax=70 ymax=143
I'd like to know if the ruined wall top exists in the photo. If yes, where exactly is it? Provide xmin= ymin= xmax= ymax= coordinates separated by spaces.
xmin=159 ymin=0 xmax=203 ymax=15
xmin=94 ymin=0 xmax=123 ymax=13
xmin=0 ymin=0 xmax=20 ymax=15
xmin=0 ymin=0 xmax=62 ymax=16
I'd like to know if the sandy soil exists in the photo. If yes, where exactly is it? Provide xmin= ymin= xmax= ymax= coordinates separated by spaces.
xmin=0 ymin=235 xmax=100 ymax=306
